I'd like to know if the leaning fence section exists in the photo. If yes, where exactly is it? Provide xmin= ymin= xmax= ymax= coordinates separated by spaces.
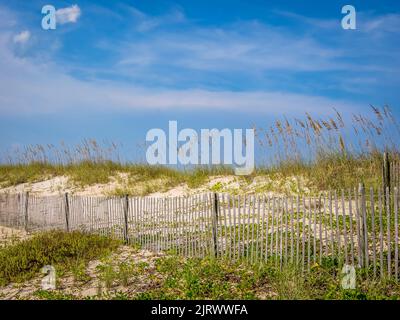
xmin=0 ymin=187 xmax=398 ymax=280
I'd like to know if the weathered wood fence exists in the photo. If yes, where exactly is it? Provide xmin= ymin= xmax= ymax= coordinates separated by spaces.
xmin=0 ymin=185 xmax=399 ymax=280
xmin=390 ymin=159 xmax=400 ymax=192
xmin=383 ymin=151 xmax=400 ymax=193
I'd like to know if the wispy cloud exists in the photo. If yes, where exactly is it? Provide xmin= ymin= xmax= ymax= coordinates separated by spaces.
xmin=273 ymin=10 xmax=339 ymax=30
xmin=0 ymin=4 xmax=397 ymax=117
xmin=363 ymin=13 xmax=400 ymax=33
xmin=56 ymin=4 xmax=81 ymax=25
xmin=0 ymin=28 xmax=358 ymax=116
xmin=13 ymin=30 xmax=30 ymax=44
xmin=116 ymin=21 xmax=344 ymax=73
xmin=124 ymin=5 xmax=186 ymax=32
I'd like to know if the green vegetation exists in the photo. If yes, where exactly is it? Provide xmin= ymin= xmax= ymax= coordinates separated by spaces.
xmin=0 ymin=153 xmax=389 ymax=195
xmin=258 ymin=105 xmax=399 ymax=190
xmin=0 ymin=162 xmax=234 ymax=194
xmin=0 ymin=230 xmax=120 ymax=286
xmin=1 ymin=106 xmax=399 ymax=194
xmin=23 ymin=255 xmax=400 ymax=300
xmin=258 ymin=151 xmax=384 ymax=191
xmin=0 ymin=230 xmax=398 ymax=300
xmin=99 ymin=256 xmax=400 ymax=300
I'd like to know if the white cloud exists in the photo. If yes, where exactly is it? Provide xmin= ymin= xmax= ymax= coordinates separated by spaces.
xmin=273 ymin=10 xmax=338 ymax=30
xmin=56 ymin=4 xmax=81 ymax=25
xmin=0 ymin=5 xmax=384 ymax=117
xmin=363 ymin=13 xmax=400 ymax=33
xmin=0 ymin=32 xmax=360 ymax=116
xmin=115 ymin=21 xmax=346 ymax=76
xmin=13 ymin=30 xmax=30 ymax=44
xmin=125 ymin=5 xmax=186 ymax=32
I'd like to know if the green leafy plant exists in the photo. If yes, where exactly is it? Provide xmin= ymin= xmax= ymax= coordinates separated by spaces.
xmin=0 ymin=230 xmax=120 ymax=286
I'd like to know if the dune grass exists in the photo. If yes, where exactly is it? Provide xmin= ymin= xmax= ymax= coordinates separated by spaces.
xmin=0 ymin=230 xmax=120 ymax=286
xmin=0 ymin=152 xmax=386 ymax=195
xmin=0 ymin=163 xmax=235 ymax=195
xmin=0 ymin=106 xmax=398 ymax=194
xmin=259 ymin=150 xmax=385 ymax=191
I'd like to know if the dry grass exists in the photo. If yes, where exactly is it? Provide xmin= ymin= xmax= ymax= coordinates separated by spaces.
xmin=0 ymin=106 xmax=398 ymax=193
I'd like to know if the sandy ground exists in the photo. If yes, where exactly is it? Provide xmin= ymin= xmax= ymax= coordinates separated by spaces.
xmin=0 ymin=174 xmax=307 ymax=198
xmin=0 ymin=245 xmax=165 ymax=300
xmin=0 ymin=175 xmax=127 ymax=196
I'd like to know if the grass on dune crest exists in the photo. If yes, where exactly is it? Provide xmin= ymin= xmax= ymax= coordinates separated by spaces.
xmin=0 ymin=151 xmax=387 ymax=194
xmin=259 ymin=150 xmax=385 ymax=191
xmin=1 ymin=106 xmax=399 ymax=193
xmin=0 ymin=161 xmax=234 ymax=192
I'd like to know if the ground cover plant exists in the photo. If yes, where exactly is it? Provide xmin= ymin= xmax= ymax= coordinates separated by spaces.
xmin=0 ymin=230 xmax=120 ymax=286
xmin=1 ymin=236 xmax=399 ymax=300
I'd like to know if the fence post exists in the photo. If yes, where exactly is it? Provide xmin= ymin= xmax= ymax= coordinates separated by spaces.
xmin=358 ymin=183 xmax=367 ymax=268
xmin=64 ymin=193 xmax=70 ymax=232
xmin=212 ymin=193 xmax=219 ymax=258
xmin=17 ymin=193 xmax=21 ymax=227
xmin=24 ymin=192 xmax=29 ymax=232
xmin=383 ymin=152 xmax=391 ymax=194
xmin=123 ymin=195 xmax=129 ymax=244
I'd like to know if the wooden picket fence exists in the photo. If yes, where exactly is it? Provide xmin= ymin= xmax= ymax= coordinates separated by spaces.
xmin=0 ymin=185 xmax=399 ymax=280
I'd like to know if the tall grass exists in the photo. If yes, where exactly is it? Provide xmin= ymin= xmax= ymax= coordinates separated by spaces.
xmin=0 ymin=106 xmax=398 ymax=191
xmin=255 ymin=105 xmax=399 ymax=164
xmin=253 ymin=105 xmax=399 ymax=189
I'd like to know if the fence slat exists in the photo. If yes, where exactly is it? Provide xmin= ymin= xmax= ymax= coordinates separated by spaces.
xmin=370 ymin=187 xmax=377 ymax=277
xmin=394 ymin=187 xmax=398 ymax=281
xmin=341 ymin=190 xmax=348 ymax=265
xmin=301 ymin=197 xmax=306 ymax=271
xmin=334 ymin=191 xmax=341 ymax=262
xmin=24 ymin=192 xmax=29 ymax=232
xmin=386 ymin=187 xmax=391 ymax=278
xmin=256 ymin=195 xmax=261 ymax=263
xmin=279 ymin=197 xmax=283 ymax=269
xmin=318 ymin=195 xmax=323 ymax=264
xmin=307 ymin=197 xmax=311 ymax=271
xmin=348 ymin=189 xmax=355 ymax=266
xmin=260 ymin=195 xmax=266 ymax=263
xmin=271 ymin=197 xmax=276 ymax=263
xmin=212 ymin=193 xmax=219 ymax=258
xmin=378 ymin=189 xmax=384 ymax=278
xmin=360 ymin=184 xmax=369 ymax=269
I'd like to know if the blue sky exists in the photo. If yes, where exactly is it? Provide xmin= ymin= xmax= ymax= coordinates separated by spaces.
xmin=0 ymin=0 xmax=399 ymax=162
